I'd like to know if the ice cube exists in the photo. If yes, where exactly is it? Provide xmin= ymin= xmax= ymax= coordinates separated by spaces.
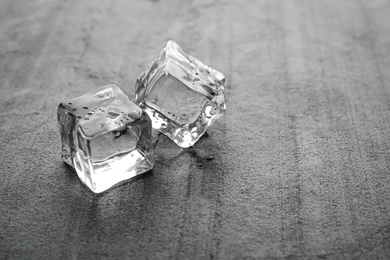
xmin=135 ymin=40 xmax=226 ymax=148
xmin=57 ymin=84 xmax=154 ymax=193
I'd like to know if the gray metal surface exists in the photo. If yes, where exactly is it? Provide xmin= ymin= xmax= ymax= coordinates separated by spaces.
xmin=1 ymin=0 xmax=390 ymax=259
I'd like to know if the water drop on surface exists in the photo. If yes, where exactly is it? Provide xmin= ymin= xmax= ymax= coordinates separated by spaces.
xmin=76 ymin=161 xmax=81 ymax=171
xmin=108 ymin=112 xmax=119 ymax=118
xmin=107 ymin=107 xmax=120 ymax=119
xmin=83 ymin=106 xmax=88 ymax=109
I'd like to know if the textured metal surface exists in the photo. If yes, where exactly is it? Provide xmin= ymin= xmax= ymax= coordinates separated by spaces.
xmin=1 ymin=0 xmax=390 ymax=259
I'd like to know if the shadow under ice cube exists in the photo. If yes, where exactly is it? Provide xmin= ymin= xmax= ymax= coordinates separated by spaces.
xmin=57 ymin=84 xmax=154 ymax=193
xmin=135 ymin=40 xmax=226 ymax=148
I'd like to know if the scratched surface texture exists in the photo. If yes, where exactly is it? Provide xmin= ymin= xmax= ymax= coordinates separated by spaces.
xmin=1 ymin=0 xmax=390 ymax=259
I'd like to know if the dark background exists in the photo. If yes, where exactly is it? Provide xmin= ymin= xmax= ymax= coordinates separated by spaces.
xmin=1 ymin=0 xmax=390 ymax=259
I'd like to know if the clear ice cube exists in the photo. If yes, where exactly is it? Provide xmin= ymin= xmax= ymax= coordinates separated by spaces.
xmin=135 ymin=40 xmax=226 ymax=148
xmin=57 ymin=84 xmax=154 ymax=193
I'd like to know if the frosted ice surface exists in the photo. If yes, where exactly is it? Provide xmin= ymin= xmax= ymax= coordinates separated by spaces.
xmin=135 ymin=40 xmax=226 ymax=148
xmin=57 ymin=84 xmax=154 ymax=193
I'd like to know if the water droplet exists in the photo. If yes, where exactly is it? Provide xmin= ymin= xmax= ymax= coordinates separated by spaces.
xmin=107 ymin=107 xmax=120 ymax=118
xmin=68 ymin=102 xmax=73 ymax=105
xmin=87 ymin=112 xmax=93 ymax=115
xmin=75 ymin=161 xmax=81 ymax=171
xmin=83 ymin=106 xmax=88 ymax=109
xmin=128 ymin=111 xmax=140 ymax=119
xmin=207 ymin=155 xmax=214 ymax=161
xmin=108 ymin=111 xmax=119 ymax=118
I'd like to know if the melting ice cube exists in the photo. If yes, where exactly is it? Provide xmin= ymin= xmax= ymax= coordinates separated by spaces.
xmin=57 ymin=84 xmax=154 ymax=193
xmin=135 ymin=40 xmax=226 ymax=148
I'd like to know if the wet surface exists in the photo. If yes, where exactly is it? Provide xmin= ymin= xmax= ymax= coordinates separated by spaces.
xmin=1 ymin=0 xmax=390 ymax=259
